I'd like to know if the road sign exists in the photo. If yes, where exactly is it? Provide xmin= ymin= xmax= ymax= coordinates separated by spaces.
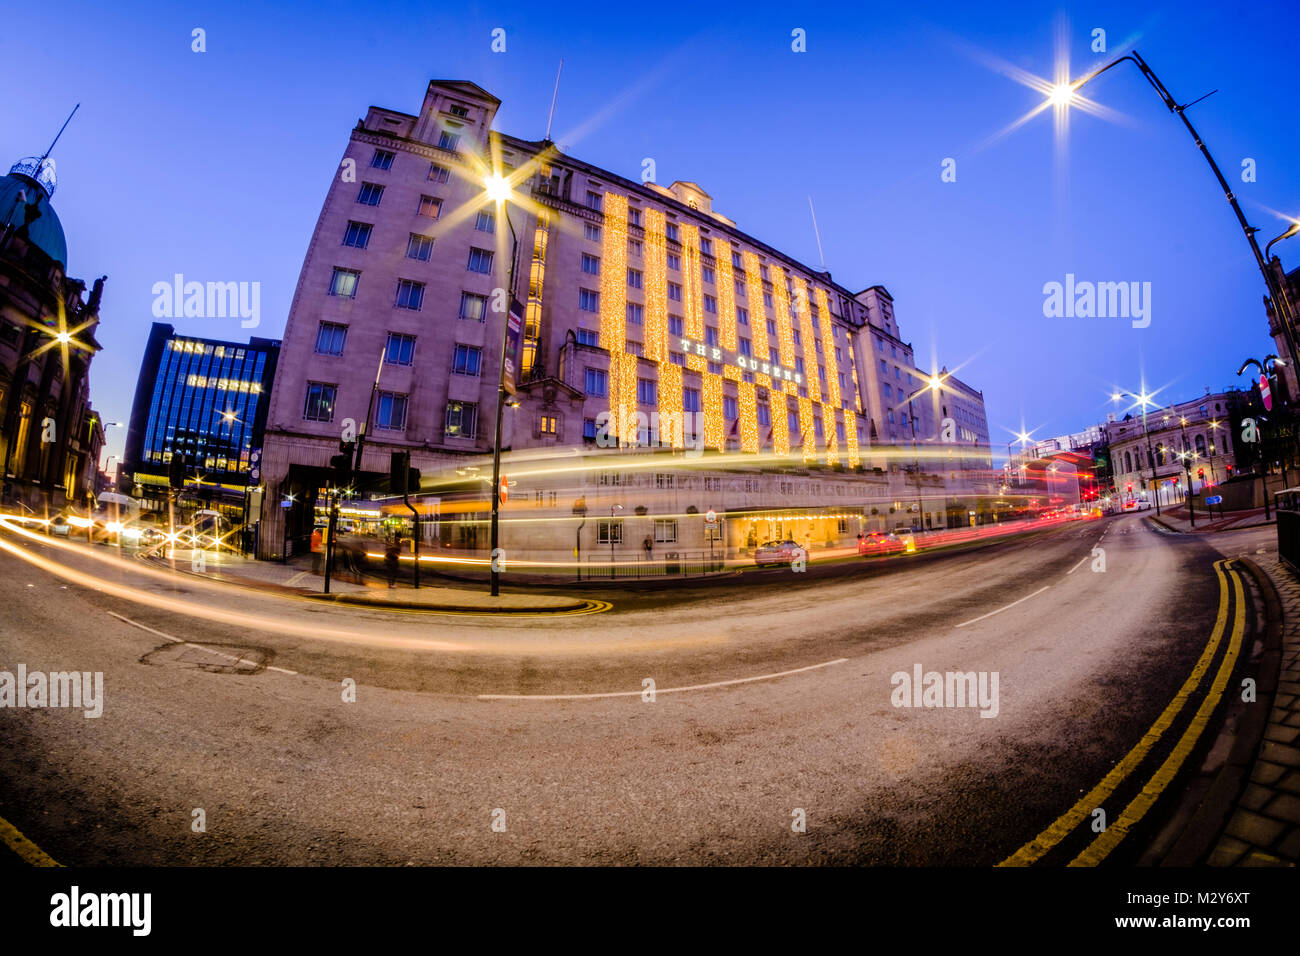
xmin=1205 ymin=495 xmax=1223 ymax=506
xmin=704 ymin=509 xmax=717 ymax=525
xmin=1261 ymin=374 xmax=1272 ymax=411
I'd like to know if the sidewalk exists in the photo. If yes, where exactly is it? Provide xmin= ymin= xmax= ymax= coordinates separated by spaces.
xmin=141 ymin=548 xmax=592 ymax=613
xmin=1150 ymin=505 xmax=1274 ymax=534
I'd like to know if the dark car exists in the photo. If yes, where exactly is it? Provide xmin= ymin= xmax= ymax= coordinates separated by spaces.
xmin=754 ymin=540 xmax=804 ymax=567
xmin=858 ymin=531 xmax=907 ymax=556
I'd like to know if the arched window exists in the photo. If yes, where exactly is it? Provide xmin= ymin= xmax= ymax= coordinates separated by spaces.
xmin=1125 ymin=450 xmax=1133 ymax=473
xmin=1195 ymin=434 xmax=1206 ymax=457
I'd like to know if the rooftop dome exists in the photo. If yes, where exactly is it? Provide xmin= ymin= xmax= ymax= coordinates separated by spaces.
xmin=1 ymin=157 xmax=67 ymax=269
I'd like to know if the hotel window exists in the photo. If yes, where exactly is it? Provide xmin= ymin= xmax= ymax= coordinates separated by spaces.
xmin=700 ymin=237 xmax=712 ymax=255
xmin=707 ymin=361 xmax=722 ymax=374
xmin=579 ymin=289 xmax=599 ymax=313
xmin=839 ymin=373 xmax=847 ymax=390
xmin=459 ymin=292 xmax=487 ymax=322
xmin=702 ymin=266 xmax=715 ymax=284
xmin=654 ymin=519 xmax=678 ymax=544
xmin=723 ymin=396 xmax=738 ymax=420
xmin=444 ymin=401 xmax=478 ymax=438
xmin=795 ymin=357 xmax=805 ymax=374
xmin=706 ymin=327 xmax=719 ymax=346
xmin=303 ymin=382 xmax=337 ymax=422
xmin=626 ymin=303 xmax=644 ymax=325
xmin=669 ymin=315 xmax=684 ymax=336
xmin=876 ymin=338 xmax=884 ymax=352
xmin=738 ymin=338 xmax=752 ymax=356
xmin=880 ymin=359 xmax=888 ymax=373
xmin=581 ymin=254 xmax=600 ymax=275
xmin=370 ymin=149 xmax=395 ymax=170
xmin=584 ymin=368 xmax=608 ymax=397
xmin=428 ymin=163 xmax=451 ymax=183
xmin=637 ymin=378 xmax=657 ymax=405
xmin=586 ymin=190 xmax=603 ymax=211
xmin=703 ymin=295 xmax=717 ymax=314
xmin=576 ymin=328 xmax=599 ymax=346
xmin=884 ymin=384 xmax=892 ymax=398
xmin=668 ymin=283 xmax=682 ymax=302
xmin=737 ymin=307 xmax=749 ymax=326
xmin=395 ymin=279 xmax=425 ymax=310
xmin=539 ymin=415 xmax=557 ymax=435
xmin=792 ymin=329 xmax=802 ymax=346
xmin=757 ymin=402 xmax=771 ymax=426
xmin=449 ymin=104 xmax=469 ymax=118
xmin=667 ymin=252 xmax=680 ymax=271
xmin=683 ymin=387 xmax=701 ymax=412
xmin=628 ymin=239 xmax=642 ymax=257
xmin=583 ymin=418 xmax=598 ymax=442
xmin=342 ymin=221 xmax=372 ymax=248
xmin=894 ymin=367 xmax=901 ymax=380
xmin=818 ymin=365 xmax=826 ymax=382
xmin=769 ymin=348 xmax=779 ymax=365
xmin=452 ymin=344 xmax=483 ymax=376
xmin=385 ymin=332 xmax=415 ymax=366
xmin=314 ymin=322 xmax=348 ymax=356
xmin=763 ymin=292 xmax=773 ymax=308
xmin=732 ymin=251 xmax=743 ymax=268
xmin=814 ymin=338 xmax=823 ymax=354
xmin=357 ymin=182 xmax=384 ymax=205
xmin=735 ymin=279 xmax=746 ymax=298
xmin=596 ymin=520 xmax=622 ymax=545
xmin=666 ymin=223 xmax=679 ymax=242
xmin=814 ymin=418 xmax=824 ymax=440
xmin=835 ymin=346 xmax=843 ymax=362
xmin=669 ymin=351 xmax=685 ymax=366
xmin=375 ymin=391 xmax=408 ymax=430
xmin=328 ymin=268 xmax=359 ymax=298
xmin=788 ymin=409 xmax=799 ymax=434
xmin=627 ymin=268 xmax=643 ymax=289
xmin=766 ymin=319 xmax=776 ymax=336
xmin=626 ymin=340 xmax=644 ymax=357
xmin=467 ymin=247 xmax=494 ymax=274
xmin=475 ymin=210 xmax=496 ymax=233
xmin=584 ymin=222 xmax=601 ymax=242
xmin=437 ymin=129 xmax=461 ymax=151
xmin=406 ymin=233 xmax=434 ymax=260
xmin=628 ymin=208 xmax=642 ymax=226
xmin=891 ymin=345 xmax=897 ymax=357
xmin=418 ymin=195 xmax=442 ymax=219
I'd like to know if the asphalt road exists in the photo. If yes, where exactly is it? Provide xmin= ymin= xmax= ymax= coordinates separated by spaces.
xmin=0 ymin=512 xmax=1242 ymax=864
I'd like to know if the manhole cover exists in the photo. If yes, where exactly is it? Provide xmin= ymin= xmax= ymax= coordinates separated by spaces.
xmin=141 ymin=642 xmax=268 ymax=675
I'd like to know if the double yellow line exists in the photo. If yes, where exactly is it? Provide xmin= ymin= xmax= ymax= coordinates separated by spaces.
xmin=1001 ymin=559 xmax=1247 ymax=867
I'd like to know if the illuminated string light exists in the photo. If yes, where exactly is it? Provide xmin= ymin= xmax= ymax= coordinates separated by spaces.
xmin=813 ymin=287 xmax=841 ymax=410
xmin=522 ymin=211 xmax=550 ymax=377
xmin=768 ymin=265 xmax=796 ymax=374
xmin=797 ymin=395 xmax=816 ymax=464
xmin=793 ymin=277 xmax=821 ymax=404
xmin=715 ymin=238 xmax=737 ymax=352
xmin=703 ymin=369 xmax=724 ymax=452
xmin=770 ymin=387 xmax=790 ymax=458
xmin=599 ymin=192 xmax=630 ymax=441
xmin=644 ymin=208 xmax=668 ymax=364
xmin=738 ymin=379 xmax=758 ymax=453
xmin=659 ymin=360 xmax=683 ymax=449
xmin=845 ymin=409 xmax=860 ymax=467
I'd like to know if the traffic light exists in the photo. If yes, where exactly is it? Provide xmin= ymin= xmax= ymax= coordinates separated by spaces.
xmin=1197 ymin=468 xmax=1205 ymax=480
xmin=1126 ymin=482 xmax=1133 ymax=493
xmin=329 ymin=440 xmax=353 ymax=488
xmin=167 ymin=451 xmax=187 ymax=491
xmin=390 ymin=451 xmax=420 ymax=495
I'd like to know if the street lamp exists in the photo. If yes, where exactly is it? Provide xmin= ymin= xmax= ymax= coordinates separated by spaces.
xmin=1049 ymin=51 xmax=1300 ymax=374
xmin=609 ymin=503 xmax=623 ymax=575
xmin=484 ymin=172 xmax=521 ymax=598
xmin=900 ymin=371 xmax=946 ymax=531
xmin=1114 ymin=387 xmax=1162 ymax=516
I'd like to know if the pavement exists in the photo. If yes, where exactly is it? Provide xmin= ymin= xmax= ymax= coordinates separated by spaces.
xmin=1150 ymin=504 xmax=1274 ymax=534
xmin=139 ymin=547 xmax=592 ymax=613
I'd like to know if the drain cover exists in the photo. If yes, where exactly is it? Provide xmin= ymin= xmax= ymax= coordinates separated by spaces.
xmin=141 ymin=642 xmax=268 ymax=675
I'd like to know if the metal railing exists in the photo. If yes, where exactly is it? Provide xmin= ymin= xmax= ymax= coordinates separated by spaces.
xmin=586 ymin=551 xmax=726 ymax=579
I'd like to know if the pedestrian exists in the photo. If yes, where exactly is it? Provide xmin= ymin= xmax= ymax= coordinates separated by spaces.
xmin=310 ymin=525 xmax=323 ymax=574
xmin=384 ymin=534 xmax=400 ymax=588
xmin=643 ymin=535 xmax=653 ymax=560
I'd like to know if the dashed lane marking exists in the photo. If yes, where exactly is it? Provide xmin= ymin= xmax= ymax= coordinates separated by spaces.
xmin=477 ymin=657 xmax=850 ymax=701
xmin=954 ymin=586 xmax=1051 ymax=628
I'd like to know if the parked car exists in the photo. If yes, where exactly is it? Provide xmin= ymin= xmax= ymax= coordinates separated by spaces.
xmin=754 ymin=540 xmax=804 ymax=567
xmin=48 ymin=514 xmax=71 ymax=537
xmin=858 ymin=531 xmax=907 ymax=556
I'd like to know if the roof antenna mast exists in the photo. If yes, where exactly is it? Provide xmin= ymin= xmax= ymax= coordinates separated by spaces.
xmin=40 ymin=103 xmax=80 ymax=166
xmin=545 ymin=60 xmax=563 ymax=142
xmin=808 ymin=194 xmax=826 ymax=272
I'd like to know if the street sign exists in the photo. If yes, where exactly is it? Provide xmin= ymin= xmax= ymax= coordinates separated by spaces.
xmin=705 ymin=509 xmax=717 ymax=525
xmin=502 ymin=298 xmax=524 ymax=396
xmin=1205 ymin=495 xmax=1223 ymax=506
xmin=1260 ymin=374 xmax=1272 ymax=411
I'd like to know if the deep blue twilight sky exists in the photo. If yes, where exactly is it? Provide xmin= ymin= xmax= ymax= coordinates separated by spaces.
xmin=6 ymin=0 xmax=1298 ymax=466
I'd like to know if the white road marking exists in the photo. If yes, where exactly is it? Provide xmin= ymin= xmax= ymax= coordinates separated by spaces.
xmin=285 ymin=570 xmax=313 ymax=586
xmin=478 ymin=657 xmax=850 ymax=701
xmin=106 ymin=611 xmax=298 ymax=675
xmin=1067 ymin=555 xmax=1088 ymax=575
xmin=954 ymin=586 xmax=1051 ymax=628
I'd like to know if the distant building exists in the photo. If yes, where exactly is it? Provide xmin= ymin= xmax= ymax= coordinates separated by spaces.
xmin=0 ymin=154 xmax=105 ymax=514
xmin=121 ymin=322 xmax=280 ymax=521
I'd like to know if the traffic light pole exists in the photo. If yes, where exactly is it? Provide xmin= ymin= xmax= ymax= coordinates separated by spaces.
xmin=323 ymin=489 xmax=337 ymax=595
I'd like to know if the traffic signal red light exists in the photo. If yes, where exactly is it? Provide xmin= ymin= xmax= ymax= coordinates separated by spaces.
xmin=1197 ymin=468 xmax=1204 ymax=479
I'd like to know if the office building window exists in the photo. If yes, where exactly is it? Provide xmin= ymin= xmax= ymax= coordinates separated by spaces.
xmin=669 ymin=315 xmax=684 ymax=336
xmin=428 ymin=163 xmax=451 ymax=183
xmin=628 ymin=208 xmax=642 ymax=227
xmin=703 ymin=294 xmax=717 ymax=314
xmin=579 ymin=288 xmax=599 ymax=312
xmin=539 ymin=415 xmax=557 ymax=435
xmin=357 ymin=182 xmax=384 ymax=205
xmin=626 ymin=303 xmax=644 ymax=326
xmin=475 ymin=210 xmax=495 ymax=233
xmin=737 ymin=306 xmax=749 ymax=326
xmin=370 ymin=149 xmax=395 ymax=170
xmin=628 ymin=239 xmax=642 ymax=257
xmin=637 ymin=378 xmax=657 ymax=405
xmin=584 ymin=223 xmax=601 ymax=242
xmin=437 ymin=129 xmax=461 ymax=152
xmin=328 ymin=268 xmax=359 ymax=298
xmin=418 ymin=195 xmax=442 ymax=219
xmin=314 ymin=322 xmax=347 ymax=356
xmin=702 ymin=266 xmax=715 ymax=284
xmin=723 ymin=396 xmax=738 ymax=419
xmin=467 ymin=247 xmax=494 ymax=274
xmin=406 ymin=233 xmax=434 ymax=260
xmin=581 ymin=253 xmax=600 ymax=275
xmin=654 ymin=519 xmax=677 ymax=544
xmin=627 ymin=268 xmax=642 ymax=289
xmin=668 ymin=282 xmax=682 ymax=302
xmin=585 ymin=368 xmax=608 ymax=397
xmin=596 ymin=520 xmax=622 ymax=545
xmin=576 ymin=328 xmax=599 ymax=346
xmin=342 ymin=221 xmax=372 ymax=248
xmin=385 ymin=332 xmax=415 ymax=366
xmin=459 ymin=292 xmax=487 ymax=322
xmin=738 ymin=338 xmax=752 ymax=356
xmin=375 ymin=391 xmax=408 ymax=430
xmin=667 ymin=252 xmax=680 ymax=271
xmin=666 ymin=223 xmax=679 ymax=242
xmin=395 ymin=279 xmax=425 ymax=310
xmin=444 ymin=401 xmax=477 ymax=438
xmin=303 ymin=382 xmax=337 ymax=422
xmin=683 ymin=387 xmax=701 ymax=412
xmin=452 ymin=344 xmax=483 ymax=376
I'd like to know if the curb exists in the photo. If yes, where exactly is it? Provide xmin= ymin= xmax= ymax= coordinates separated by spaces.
xmin=301 ymin=592 xmax=597 ymax=614
xmin=1160 ymin=556 xmax=1284 ymax=865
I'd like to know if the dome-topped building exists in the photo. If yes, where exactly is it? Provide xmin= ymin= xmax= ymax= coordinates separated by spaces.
xmin=1 ymin=156 xmax=67 ymax=270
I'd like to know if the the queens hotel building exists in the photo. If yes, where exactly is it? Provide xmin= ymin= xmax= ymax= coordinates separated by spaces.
xmin=257 ymin=80 xmax=992 ymax=560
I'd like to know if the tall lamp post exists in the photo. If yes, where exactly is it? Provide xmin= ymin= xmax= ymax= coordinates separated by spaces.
xmin=1051 ymin=52 xmax=1299 ymax=372
xmin=484 ymin=173 xmax=519 ymax=598
xmin=1113 ymin=388 xmax=1162 ymax=517
xmin=1239 ymin=355 xmax=1286 ymax=518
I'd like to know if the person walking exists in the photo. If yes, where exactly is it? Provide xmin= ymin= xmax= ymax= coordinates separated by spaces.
xmin=642 ymin=535 xmax=653 ymax=561
xmin=310 ymin=525 xmax=323 ymax=574
xmin=384 ymin=534 xmax=400 ymax=588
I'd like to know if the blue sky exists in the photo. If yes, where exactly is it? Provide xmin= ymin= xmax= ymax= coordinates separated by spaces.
xmin=6 ymin=0 xmax=1298 ymax=465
